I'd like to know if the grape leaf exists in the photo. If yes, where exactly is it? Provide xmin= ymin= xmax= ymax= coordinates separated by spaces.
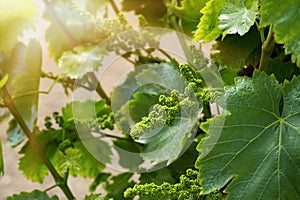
xmin=194 ymin=0 xmax=225 ymax=42
xmin=260 ymin=0 xmax=300 ymax=66
xmin=0 ymin=73 xmax=8 ymax=88
xmin=43 ymin=0 xmax=97 ymax=60
xmin=122 ymin=0 xmax=167 ymax=26
xmin=2 ymin=40 xmax=42 ymax=147
xmin=194 ymin=0 xmax=258 ymax=42
xmin=18 ymin=130 xmax=60 ymax=183
xmin=72 ymin=0 xmax=108 ymax=16
xmin=58 ymin=44 xmax=106 ymax=79
xmin=167 ymin=0 xmax=208 ymax=35
xmin=6 ymin=119 xmax=26 ymax=147
xmin=218 ymin=0 xmax=258 ymax=36
xmin=212 ymin=26 xmax=261 ymax=68
xmin=111 ymin=65 xmax=165 ymax=134
xmin=44 ymin=0 xmax=130 ymax=60
xmin=129 ymin=92 xmax=159 ymax=123
xmin=12 ymin=39 xmax=42 ymax=130
xmin=265 ymin=58 xmax=299 ymax=83
xmin=197 ymin=72 xmax=300 ymax=199
xmin=72 ymin=141 xmax=106 ymax=178
xmin=141 ymin=117 xmax=199 ymax=165
xmin=0 ymin=0 xmax=36 ymax=55
xmin=168 ymin=0 xmax=207 ymax=22
xmin=6 ymin=190 xmax=58 ymax=200
xmin=103 ymin=173 xmax=135 ymax=199
xmin=219 ymin=68 xmax=239 ymax=86
xmin=113 ymin=139 xmax=143 ymax=171
xmin=85 ymin=193 xmax=112 ymax=200
xmin=57 ymin=148 xmax=82 ymax=174
xmin=0 ymin=139 xmax=4 ymax=176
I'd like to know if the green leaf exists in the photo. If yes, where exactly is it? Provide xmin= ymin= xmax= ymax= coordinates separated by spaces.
xmin=122 ymin=0 xmax=167 ymax=26
xmin=0 ymin=0 xmax=36 ymax=55
xmin=103 ymin=173 xmax=135 ymax=199
xmin=212 ymin=26 xmax=261 ymax=68
xmin=141 ymin=117 xmax=199 ymax=165
xmin=58 ymin=44 xmax=106 ymax=79
xmin=194 ymin=0 xmax=225 ymax=42
xmin=7 ymin=119 xmax=26 ymax=147
xmin=43 ymin=0 xmax=96 ymax=60
xmin=6 ymin=190 xmax=58 ymax=200
xmin=167 ymin=0 xmax=208 ymax=35
xmin=72 ymin=141 xmax=106 ymax=178
xmin=0 ymin=41 xmax=42 ymax=143
xmin=57 ymin=148 xmax=82 ymax=174
xmin=72 ymin=0 xmax=108 ymax=16
xmin=265 ymin=58 xmax=299 ymax=83
xmin=44 ymin=0 xmax=129 ymax=60
xmin=12 ymin=39 xmax=42 ymax=131
xmin=218 ymin=0 xmax=258 ymax=36
xmin=62 ymin=100 xmax=112 ymax=170
xmin=260 ymin=0 xmax=300 ymax=66
xmin=219 ymin=68 xmax=239 ymax=86
xmin=0 ymin=73 xmax=8 ymax=88
xmin=113 ymin=139 xmax=143 ymax=171
xmin=0 ymin=139 xmax=4 ymax=176
xmin=194 ymin=0 xmax=258 ymax=42
xmin=85 ymin=193 xmax=111 ymax=200
xmin=139 ymin=168 xmax=176 ymax=185
xmin=18 ymin=130 xmax=60 ymax=183
xmin=129 ymin=92 xmax=159 ymax=123
xmin=197 ymin=72 xmax=300 ymax=198
xmin=111 ymin=64 xmax=166 ymax=134
xmin=168 ymin=0 xmax=207 ymax=22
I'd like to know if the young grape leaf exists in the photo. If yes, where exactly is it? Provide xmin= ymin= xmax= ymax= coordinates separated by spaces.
xmin=57 ymin=148 xmax=82 ymax=174
xmin=58 ymin=44 xmax=106 ymax=79
xmin=194 ymin=0 xmax=258 ymax=42
xmin=43 ymin=0 xmax=98 ymax=60
xmin=197 ymin=72 xmax=300 ymax=199
xmin=260 ymin=0 xmax=300 ymax=66
xmin=6 ymin=190 xmax=58 ymax=200
xmin=72 ymin=0 xmax=108 ymax=16
xmin=218 ymin=0 xmax=258 ymax=36
xmin=0 ymin=139 xmax=4 ymax=176
xmin=44 ymin=0 xmax=131 ymax=61
xmin=194 ymin=0 xmax=225 ymax=42
xmin=0 ymin=0 xmax=36 ymax=55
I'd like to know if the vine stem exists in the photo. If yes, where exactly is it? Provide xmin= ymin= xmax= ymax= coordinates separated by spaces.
xmin=89 ymin=73 xmax=111 ymax=105
xmin=41 ymin=71 xmax=111 ymax=105
xmin=108 ymin=0 xmax=120 ymax=15
xmin=259 ymin=26 xmax=275 ymax=71
xmin=1 ymin=85 xmax=75 ymax=200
